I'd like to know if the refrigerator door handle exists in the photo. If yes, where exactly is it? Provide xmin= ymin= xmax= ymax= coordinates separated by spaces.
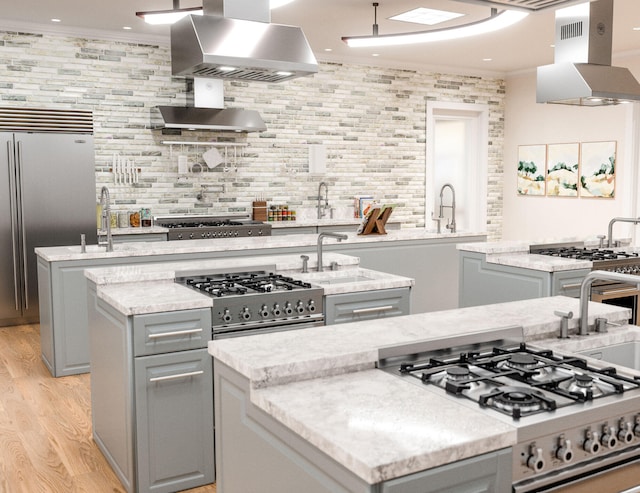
xmin=7 ymin=140 xmax=20 ymax=311
xmin=16 ymin=141 xmax=28 ymax=311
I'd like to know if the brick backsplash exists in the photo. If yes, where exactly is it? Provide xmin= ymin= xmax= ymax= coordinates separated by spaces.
xmin=0 ymin=30 xmax=505 ymax=239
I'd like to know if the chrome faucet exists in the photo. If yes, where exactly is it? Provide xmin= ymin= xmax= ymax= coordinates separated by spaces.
xmin=317 ymin=181 xmax=329 ymax=219
xmin=606 ymin=217 xmax=640 ymax=247
xmin=317 ymin=232 xmax=347 ymax=272
xmin=98 ymin=186 xmax=113 ymax=252
xmin=439 ymin=183 xmax=456 ymax=233
xmin=579 ymin=270 xmax=640 ymax=335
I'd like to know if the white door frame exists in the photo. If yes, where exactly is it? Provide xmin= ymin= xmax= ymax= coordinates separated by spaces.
xmin=425 ymin=101 xmax=489 ymax=232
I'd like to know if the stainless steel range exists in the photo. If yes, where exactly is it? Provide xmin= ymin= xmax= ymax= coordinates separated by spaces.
xmin=378 ymin=327 xmax=640 ymax=492
xmin=177 ymin=269 xmax=324 ymax=338
xmin=155 ymin=214 xmax=271 ymax=240
xmin=531 ymin=242 xmax=640 ymax=324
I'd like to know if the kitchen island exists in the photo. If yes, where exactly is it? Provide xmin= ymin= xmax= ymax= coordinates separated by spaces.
xmin=458 ymin=238 xmax=639 ymax=308
xmin=37 ymin=229 xmax=483 ymax=376
xmin=208 ymin=297 xmax=639 ymax=492
xmin=84 ymin=253 xmax=412 ymax=493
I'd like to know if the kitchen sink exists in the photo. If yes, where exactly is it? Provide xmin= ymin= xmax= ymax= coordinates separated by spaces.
xmin=578 ymin=341 xmax=640 ymax=370
xmin=312 ymin=274 xmax=374 ymax=285
xmin=67 ymin=243 xmax=139 ymax=253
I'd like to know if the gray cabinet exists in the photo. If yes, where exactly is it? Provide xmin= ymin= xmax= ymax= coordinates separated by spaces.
xmin=459 ymin=251 xmax=590 ymax=308
xmin=325 ymin=288 xmax=411 ymax=325
xmin=88 ymin=287 xmax=214 ymax=493
xmin=134 ymin=349 xmax=214 ymax=493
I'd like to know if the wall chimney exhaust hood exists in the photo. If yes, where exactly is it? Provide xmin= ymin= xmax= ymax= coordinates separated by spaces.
xmin=170 ymin=0 xmax=318 ymax=83
xmin=537 ymin=0 xmax=640 ymax=106
xmin=151 ymin=78 xmax=267 ymax=133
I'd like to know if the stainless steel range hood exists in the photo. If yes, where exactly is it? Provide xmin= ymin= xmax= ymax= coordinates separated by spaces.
xmin=537 ymin=0 xmax=640 ymax=106
xmin=151 ymin=78 xmax=267 ymax=132
xmin=170 ymin=0 xmax=318 ymax=83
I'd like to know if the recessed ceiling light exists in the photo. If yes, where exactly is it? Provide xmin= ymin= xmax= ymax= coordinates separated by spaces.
xmin=633 ymin=27 xmax=640 ymax=31
xmin=390 ymin=7 xmax=464 ymax=26
xmin=482 ymin=58 xmax=492 ymax=62
xmin=324 ymin=48 xmax=333 ymax=52
xmin=51 ymin=18 xmax=61 ymax=23
xmin=372 ymin=53 xmax=380 ymax=57
xmin=123 ymin=26 xmax=132 ymax=30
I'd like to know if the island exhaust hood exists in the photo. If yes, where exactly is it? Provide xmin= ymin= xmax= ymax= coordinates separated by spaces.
xmin=537 ymin=0 xmax=640 ymax=106
xmin=170 ymin=0 xmax=318 ymax=83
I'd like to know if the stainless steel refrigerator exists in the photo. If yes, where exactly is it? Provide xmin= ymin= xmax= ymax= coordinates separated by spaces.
xmin=0 ymin=112 xmax=97 ymax=327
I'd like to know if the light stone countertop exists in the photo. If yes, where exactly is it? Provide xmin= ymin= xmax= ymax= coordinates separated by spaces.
xmin=37 ymin=229 xmax=486 ymax=262
xmin=85 ymin=253 xmax=413 ymax=315
xmin=456 ymin=236 xmax=638 ymax=273
xmin=108 ymin=226 xmax=169 ymax=235
xmin=208 ymin=296 xmax=632 ymax=484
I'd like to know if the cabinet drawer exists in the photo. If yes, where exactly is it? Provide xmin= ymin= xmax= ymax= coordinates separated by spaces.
xmin=325 ymin=288 xmax=410 ymax=325
xmin=133 ymin=309 xmax=212 ymax=356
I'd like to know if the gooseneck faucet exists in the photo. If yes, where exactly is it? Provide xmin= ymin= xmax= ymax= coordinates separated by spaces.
xmin=317 ymin=181 xmax=329 ymax=219
xmin=439 ymin=183 xmax=456 ymax=233
xmin=317 ymin=232 xmax=348 ymax=272
xmin=98 ymin=186 xmax=113 ymax=252
xmin=579 ymin=270 xmax=640 ymax=335
xmin=607 ymin=217 xmax=640 ymax=247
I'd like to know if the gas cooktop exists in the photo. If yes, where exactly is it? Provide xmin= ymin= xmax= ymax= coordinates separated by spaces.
xmin=378 ymin=327 xmax=640 ymax=489
xmin=531 ymin=246 xmax=639 ymax=262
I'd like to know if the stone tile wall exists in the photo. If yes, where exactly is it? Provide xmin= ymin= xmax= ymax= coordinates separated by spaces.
xmin=0 ymin=29 xmax=505 ymax=238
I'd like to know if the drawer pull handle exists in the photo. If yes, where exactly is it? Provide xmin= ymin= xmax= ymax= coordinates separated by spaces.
xmin=148 ymin=328 xmax=203 ymax=339
xmin=352 ymin=305 xmax=394 ymax=315
xmin=560 ymin=283 xmax=582 ymax=290
xmin=149 ymin=370 xmax=204 ymax=383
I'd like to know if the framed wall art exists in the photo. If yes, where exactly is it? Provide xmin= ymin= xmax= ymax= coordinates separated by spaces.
xmin=546 ymin=142 xmax=579 ymax=197
xmin=517 ymin=144 xmax=546 ymax=196
xmin=580 ymin=140 xmax=616 ymax=198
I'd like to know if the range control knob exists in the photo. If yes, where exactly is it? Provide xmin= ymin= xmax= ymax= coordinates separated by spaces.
xmin=177 ymin=234 xmax=183 ymax=240
xmin=189 ymin=233 xmax=195 ymax=239
xmin=296 ymin=301 xmax=306 ymax=314
xmin=307 ymin=300 xmax=316 ymax=313
xmin=284 ymin=302 xmax=293 ymax=316
xmin=259 ymin=304 xmax=270 ymax=318
xmin=583 ymin=428 xmax=600 ymax=454
xmin=240 ymin=307 xmax=251 ymax=321
xmin=618 ymin=419 xmax=634 ymax=444
xmin=526 ymin=443 xmax=545 ymax=473
xmin=221 ymin=309 xmax=232 ymax=323
xmin=272 ymin=303 xmax=282 ymax=317
xmin=555 ymin=434 xmax=573 ymax=463
xmin=601 ymin=424 xmax=618 ymax=449
xmin=634 ymin=415 xmax=640 ymax=438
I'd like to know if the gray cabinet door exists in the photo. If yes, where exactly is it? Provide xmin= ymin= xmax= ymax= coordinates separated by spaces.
xmin=134 ymin=348 xmax=214 ymax=493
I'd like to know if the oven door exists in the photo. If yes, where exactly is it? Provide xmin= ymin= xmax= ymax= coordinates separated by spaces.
xmin=591 ymin=282 xmax=640 ymax=325
xmin=514 ymin=449 xmax=640 ymax=493
xmin=213 ymin=317 xmax=324 ymax=339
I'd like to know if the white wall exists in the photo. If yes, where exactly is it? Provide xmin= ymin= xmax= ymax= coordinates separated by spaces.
xmin=503 ymin=63 xmax=640 ymax=243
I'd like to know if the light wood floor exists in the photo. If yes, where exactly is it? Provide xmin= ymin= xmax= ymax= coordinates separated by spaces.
xmin=0 ymin=324 xmax=216 ymax=493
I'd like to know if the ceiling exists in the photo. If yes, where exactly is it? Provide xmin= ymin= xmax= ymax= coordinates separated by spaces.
xmin=0 ymin=0 xmax=638 ymax=76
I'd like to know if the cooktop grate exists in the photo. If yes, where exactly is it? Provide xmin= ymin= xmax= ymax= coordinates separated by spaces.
xmin=451 ymin=0 xmax=585 ymax=12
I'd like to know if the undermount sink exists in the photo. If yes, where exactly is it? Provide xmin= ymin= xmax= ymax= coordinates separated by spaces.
xmin=578 ymin=341 xmax=640 ymax=370
xmin=313 ymin=274 xmax=374 ymax=285
xmin=67 ymin=243 xmax=139 ymax=253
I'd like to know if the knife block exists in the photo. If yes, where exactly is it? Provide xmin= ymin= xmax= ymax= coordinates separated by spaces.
xmin=252 ymin=201 xmax=267 ymax=221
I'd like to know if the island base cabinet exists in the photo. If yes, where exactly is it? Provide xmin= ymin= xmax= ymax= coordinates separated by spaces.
xmin=134 ymin=349 xmax=214 ymax=493
xmin=214 ymin=359 xmax=512 ymax=493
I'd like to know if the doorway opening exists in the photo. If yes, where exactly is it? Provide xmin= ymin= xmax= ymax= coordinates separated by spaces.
xmin=425 ymin=102 xmax=489 ymax=233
